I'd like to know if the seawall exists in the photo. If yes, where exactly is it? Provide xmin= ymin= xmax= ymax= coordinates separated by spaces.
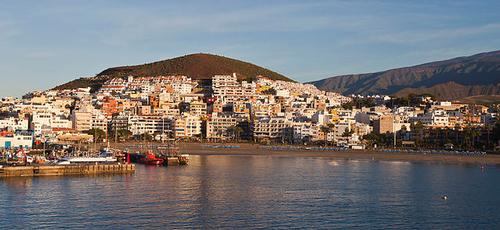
xmin=0 ymin=164 xmax=135 ymax=177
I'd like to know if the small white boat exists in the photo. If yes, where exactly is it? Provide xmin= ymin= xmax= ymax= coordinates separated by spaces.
xmin=57 ymin=146 xmax=118 ymax=165
xmin=56 ymin=156 xmax=117 ymax=165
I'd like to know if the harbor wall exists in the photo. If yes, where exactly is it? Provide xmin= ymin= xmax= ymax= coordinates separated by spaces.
xmin=0 ymin=164 xmax=135 ymax=177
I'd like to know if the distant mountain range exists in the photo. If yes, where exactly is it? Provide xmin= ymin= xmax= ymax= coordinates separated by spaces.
xmin=309 ymin=50 xmax=500 ymax=100
xmin=54 ymin=53 xmax=293 ymax=91
xmin=54 ymin=51 xmax=500 ymax=101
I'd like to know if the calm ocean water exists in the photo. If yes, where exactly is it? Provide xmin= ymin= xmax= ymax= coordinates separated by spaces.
xmin=1 ymin=155 xmax=499 ymax=229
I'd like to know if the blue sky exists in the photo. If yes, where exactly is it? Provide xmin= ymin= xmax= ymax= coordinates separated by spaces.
xmin=1 ymin=0 xmax=500 ymax=97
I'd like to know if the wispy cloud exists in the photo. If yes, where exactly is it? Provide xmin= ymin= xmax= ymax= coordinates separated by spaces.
xmin=89 ymin=2 xmax=345 ymax=46
xmin=99 ymin=2 xmax=335 ymax=33
xmin=371 ymin=23 xmax=500 ymax=44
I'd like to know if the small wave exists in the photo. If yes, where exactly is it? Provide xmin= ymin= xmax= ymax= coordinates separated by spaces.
xmin=382 ymin=160 xmax=411 ymax=165
xmin=328 ymin=161 xmax=340 ymax=166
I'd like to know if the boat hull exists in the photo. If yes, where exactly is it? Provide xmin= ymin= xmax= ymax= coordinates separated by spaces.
xmin=139 ymin=159 xmax=164 ymax=166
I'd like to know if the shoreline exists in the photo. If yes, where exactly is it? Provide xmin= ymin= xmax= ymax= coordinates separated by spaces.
xmin=178 ymin=143 xmax=500 ymax=165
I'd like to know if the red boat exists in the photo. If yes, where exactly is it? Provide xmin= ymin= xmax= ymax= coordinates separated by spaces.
xmin=138 ymin=151 xmax=164 ymax=165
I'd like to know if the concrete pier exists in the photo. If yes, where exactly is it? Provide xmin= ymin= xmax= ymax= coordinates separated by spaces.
xmin=0 ymin=164 xmax=135 ymax=177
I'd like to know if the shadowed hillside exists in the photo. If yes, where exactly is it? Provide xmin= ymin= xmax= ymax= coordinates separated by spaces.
xmin=309 ymin=50 xmax=500 ymax=100
xmin=54 ymin=53 xmax=293 ymax=90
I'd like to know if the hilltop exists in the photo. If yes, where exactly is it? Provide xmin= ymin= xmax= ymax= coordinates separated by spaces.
xmin=54 ymin=53 xmax=294 ymax=90
xmin=309 ymin=50 xmax=500 ymax=100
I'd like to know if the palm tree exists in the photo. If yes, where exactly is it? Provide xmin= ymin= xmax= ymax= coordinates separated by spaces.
xmin=226 ymin=125 xmax=244 ymax=142
xmin=234 ymin=127 xmax=244 ymax=142
xmin=463 ymin=126 xmax=480 ymax=150
xmin=453 ymin=123 xmax=461 ymax=148
xmin=85 ymin=128 xmax=106 ymax=143
xmin=117 ymin=129 xmax=132 ymax=142
xmin=226 ymin=126 xmax=237 ymax=141
xmin=410 ymin=121 xmax=424 ymax=147
xmin=471 ymin=128 xmax=481 ymax=149
xmin=320 ymin=124 xmax=334 ymax=146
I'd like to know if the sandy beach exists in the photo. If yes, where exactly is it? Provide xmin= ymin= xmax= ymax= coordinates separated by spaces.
xmin=177 ymin=143 xmax=500 ymax=165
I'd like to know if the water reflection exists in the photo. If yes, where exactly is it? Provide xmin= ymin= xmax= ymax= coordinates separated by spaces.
xmin=1 ymin=155 xmax=499 ymax=228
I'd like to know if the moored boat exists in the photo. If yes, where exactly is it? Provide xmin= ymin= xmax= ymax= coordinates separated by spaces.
xmin=138 ymin=150 xmax=164 ymax=166
xmin=178 ymin=154 xmax=189 ymax=165
xmin=56 ymin=156 xmax=117 ymax=165
xmin=56 ymin=148 xmax=118 ymax=165
xmin=162 ymin=154 xmax=189 ymax=166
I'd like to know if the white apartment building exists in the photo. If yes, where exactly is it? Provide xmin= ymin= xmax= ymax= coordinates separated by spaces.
xmin=51 ymin=115 xmax=72 ymax=130
xmin=189 ymin=101 xmax=207 ymax=117
xmin=170 ymin=82 xmax=193 ymax=94
xmin=275 ymin=89 xmax=290 ymax=98
xmin=72 ymin=110 xmax=92 ymax=132
xmin=174 ymin=115 xmax=202 ymax=138
xmin=286 ymin=121 xmax=318 ymax=143
xmin=0 ymin=130 xmax=34 ymax=149
xmin=212 ymin=74 xmax=256 ymax=103
xmin=0 ymin=117 xmax=29 ymax=131
xmin=338 ymin=110 xmax=356 ymax=123
xmin=100 ymin=78 xmax=128 ymax=93
xmin=212 ymin=73 xmax=240 ymax=90
xmin=155 ymin=107 xmax=181 ymax=117
xmin=312 ymin=111 xmax=329 ymax=126
xmin=253 ymin=117 xmax=288 ymax=141
xmin=92 ymin=112 xmax=108 ymax=133
xmin=71 ymin=107 xmax=109 ymax=132
xmin=32 ymin=111 xmax=53 ymax=135
xmin=353 ymin=122 xmax=372 ymax=137
xmin=159 ymin=92 xmax=172 ymax=104
xmin=412 ymin=110 xmax=450 ymax=127
xmin=206 ymin=113 xmax=242 ymax=139
xmin=128 ymin=115 xmax=173 ymax=135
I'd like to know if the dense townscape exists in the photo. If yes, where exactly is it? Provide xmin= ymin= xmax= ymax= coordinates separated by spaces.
xmin=0 ymin=73 xmax=498 ymax=152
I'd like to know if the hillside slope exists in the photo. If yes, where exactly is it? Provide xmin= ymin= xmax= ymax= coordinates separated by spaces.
xmin=309 ymin=50 xmax=500 ymax=100
xmin=54 ymin=53 xmax=293 ymax=90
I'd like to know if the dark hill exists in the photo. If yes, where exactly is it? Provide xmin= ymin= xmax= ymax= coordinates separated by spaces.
xmin=309 ymin=50 xmax=500 ymax=100
xmin=54 ymin=53 xmax=294 ymax=90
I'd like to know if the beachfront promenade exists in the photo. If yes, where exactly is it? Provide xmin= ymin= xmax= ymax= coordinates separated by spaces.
xmin=106 ymin=142 xmax=500 ymax=165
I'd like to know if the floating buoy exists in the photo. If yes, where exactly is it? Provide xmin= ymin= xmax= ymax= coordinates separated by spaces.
xmin=441 ymin=195 xmax=448 ymax=200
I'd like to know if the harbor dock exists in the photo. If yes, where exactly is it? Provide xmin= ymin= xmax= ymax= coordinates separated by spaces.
xmin=0 ymin=164 xmax=135 ymax=177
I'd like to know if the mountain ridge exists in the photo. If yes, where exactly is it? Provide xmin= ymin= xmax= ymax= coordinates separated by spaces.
xmin=309 ymin=50 xmax=500 ymax=100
